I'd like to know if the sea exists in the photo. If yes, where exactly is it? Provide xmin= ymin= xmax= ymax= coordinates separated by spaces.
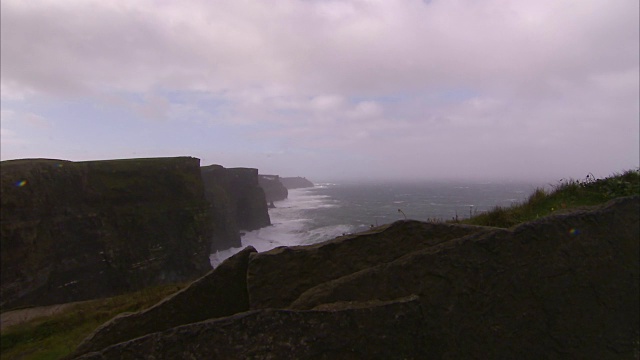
xmin=209 ymin=180 xmax=544 ymax=267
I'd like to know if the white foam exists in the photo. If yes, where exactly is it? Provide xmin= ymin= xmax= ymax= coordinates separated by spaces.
xmin=209 ymin=247 xmax=244 ymax=268
xmin=297 ymin=223 xmax=355 ymax=245
xmin=209 ymin=187 xmax=343 ymax=268
xmin=314 ymin=183 xmax=337 ymax=188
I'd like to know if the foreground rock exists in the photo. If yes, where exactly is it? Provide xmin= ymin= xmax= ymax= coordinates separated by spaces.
xmin=1 ymin=157 xmax=213 ymax=310
xmin=247 ymin=221 xmax=493 ymax=309
xmin=75 ymin=296 xmax=425 ymax=360
xmin=73 ymin=247 xmax=256 ymax=357
xmin=71 ymin=196 xmax=639 ymax=359
xmin=291 ymin=196 xmax=640 ymax=358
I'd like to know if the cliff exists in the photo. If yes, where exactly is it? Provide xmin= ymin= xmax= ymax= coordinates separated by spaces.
xmin=72 ymin=196 xmax=639 ymax=359
xmin=280 ymin=176 xmax=314 ymax=189
xmin=257 ymin=175 xmax=288 ymax=203
xmin=201 ymin=165 xmax=271 ymax=251
xmin=0 ymin=157 xmax=213 ymax=310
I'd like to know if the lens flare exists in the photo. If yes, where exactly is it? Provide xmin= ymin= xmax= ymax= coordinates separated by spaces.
xmin=16 ymin=180 xmax=27 ymax=187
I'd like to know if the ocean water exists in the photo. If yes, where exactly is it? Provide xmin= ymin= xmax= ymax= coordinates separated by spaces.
xmin=209 ymin=180 xmax=541 ymax=267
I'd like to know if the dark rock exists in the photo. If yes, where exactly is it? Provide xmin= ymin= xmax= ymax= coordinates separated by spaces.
xmin=247 ymin=221 xmax=494 ymax=309
xmin=201 ymin=165 xmax=271 ymax=251
xmin=280 ymin=176 xmax=314 ymax=189
xmin=258 ymin=174 xmax=288 ymax=202
xmin=0 ymin=157 xmax=213 ymax=310
xmin=72 ymin=246 xmax=256 ymax=357
xmin=291 ymin=196 xmax=640 ymax=359
xmin=73 ymin=296 xmax=427 ymax=360
xmin=68 ymin=196 xmax=638 ymax=359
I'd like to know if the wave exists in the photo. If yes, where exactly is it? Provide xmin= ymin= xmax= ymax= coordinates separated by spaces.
xmin=210 ymin=187 xmax=344 ymax=267
xmin=314 ymin=182 xmax=338 ymax=188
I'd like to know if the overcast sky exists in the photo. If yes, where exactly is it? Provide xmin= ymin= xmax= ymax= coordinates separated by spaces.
xmin=1 ymin=0 xmax=638 ymax=182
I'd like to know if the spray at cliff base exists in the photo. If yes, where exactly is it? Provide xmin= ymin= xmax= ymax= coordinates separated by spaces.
xmin=209 ymin=186 xmax=350 ymax=267
xmin=209 ymin=181 xmax=537 ymax=268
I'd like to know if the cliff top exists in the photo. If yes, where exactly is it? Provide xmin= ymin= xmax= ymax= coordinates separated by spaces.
xmin=280 ymin=176 xmax=314 ymax=189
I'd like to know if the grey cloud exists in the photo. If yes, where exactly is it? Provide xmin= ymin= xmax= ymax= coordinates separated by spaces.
xmin=3 ymin=0 xmax=636 ymax=97
xmin=0 ymin=0 xmax=637 ymax=181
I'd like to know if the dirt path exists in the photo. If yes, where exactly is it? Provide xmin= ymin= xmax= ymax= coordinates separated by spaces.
xmin=1 ymin=301 xmax=88 ymax=331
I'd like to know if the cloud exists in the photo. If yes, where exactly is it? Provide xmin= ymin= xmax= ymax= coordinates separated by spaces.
xmin=0 ymin=128 xmax=19 ymax=143
xmin=349 ymin=101 xmax=382 ymax=119
xmin=0 ymin=0 xmax=638 ymax=180
xmin=0 ymin=127 xmax=30 ymax=147
xmin=310 ymin=95 xmax=345 ymax=112
xmin=23 ymin=113 xmax=51 ymax=128
xmin=3 ymin=0 xmax=636 ymax=98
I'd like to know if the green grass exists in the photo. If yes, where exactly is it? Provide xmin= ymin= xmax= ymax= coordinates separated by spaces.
xmin=460 ymin=169 xmax=640 ymax=228
xmin=0 ymin=282 xmax=185 ymax=360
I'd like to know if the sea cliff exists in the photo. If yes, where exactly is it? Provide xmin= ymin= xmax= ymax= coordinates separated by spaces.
xmin=0 ymin=158 xmax=273 ymax=309
xmin=280 ymin=176 xmax=314 ymax=189
xmin=257 ymin=175 xmax=288 ymax=203
xmin=0 ymin=157 xmax=213 ymax=310
xmin=201 ymin=165 xmax=271 ymax=251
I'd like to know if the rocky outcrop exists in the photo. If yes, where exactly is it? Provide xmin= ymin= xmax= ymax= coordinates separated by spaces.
xmin=280 ymin=176 xmax=314 ymax=189
xmin=201 ymin=165 xmax=271 ymax=251
xmin=73 ymin=246 xmax=256 ymax=357
xmin=257 ymin=174 xmax=288 ymax=202
xmin=247 ymin=221 xmax=493 ymax=309
xmin=70 ymin=196 xmax=639 ymax=359
xmin=75 ymin=296 xmax=425 ymax=360
xmin=289 ymin=196 xmax=640 ymax=358
xmin=0 ymin=157 xmax=213 ymax=310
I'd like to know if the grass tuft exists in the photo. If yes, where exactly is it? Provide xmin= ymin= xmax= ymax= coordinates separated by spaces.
xmin=461 ymin=169 xmax=639 ymax=228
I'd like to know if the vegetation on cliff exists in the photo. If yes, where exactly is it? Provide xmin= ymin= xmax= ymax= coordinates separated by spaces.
xmin=461 ymin=169 xmax=639 ymax=227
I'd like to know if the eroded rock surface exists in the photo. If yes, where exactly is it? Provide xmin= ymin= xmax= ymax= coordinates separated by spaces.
xmin=247 ymin=221 xmax=494 ymax=309
xmin=75 ymin=296 xmax=425 ymax=360
xmin=291 ymin=196 xmax=640 ymax=359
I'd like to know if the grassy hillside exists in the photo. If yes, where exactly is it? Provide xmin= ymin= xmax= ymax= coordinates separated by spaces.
xmin=1 ymin=283 xmax=185 ymax=360
xmin=461 ymin=169 xmax=639 ymax=228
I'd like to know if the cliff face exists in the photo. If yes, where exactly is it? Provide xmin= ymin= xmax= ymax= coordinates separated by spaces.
xmin=280 ymin=177 xmax=314 ymax=189
xmin=201 ymin=165 xmax=271 ymax=252
xmin=73 ymin=196 xmax=639 ymax=359
xmin=256 ymin=174 xmax=315 ymax=203
xmin=0 ymin=157 xmax=213 ymax=310
xmin=257 ymin=175 xmax=288 ymax=203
